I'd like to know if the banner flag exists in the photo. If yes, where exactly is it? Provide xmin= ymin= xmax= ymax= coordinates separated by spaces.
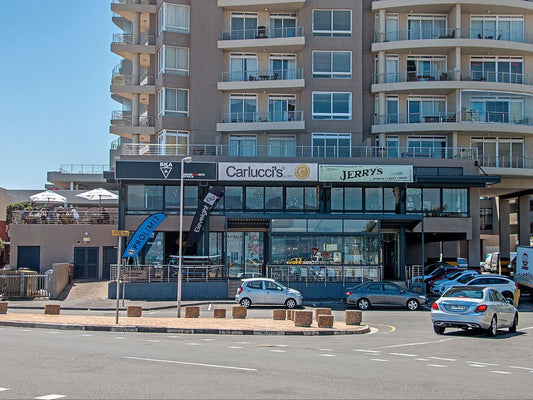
xmin=187 ymin=186 xmax=225 ymax=244
xmin=122 ymin=213 xmax=167 ymax=258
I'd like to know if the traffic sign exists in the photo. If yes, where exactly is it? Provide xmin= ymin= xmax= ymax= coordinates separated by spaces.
xmin=112 ymin=230 xmax=130 ymax=237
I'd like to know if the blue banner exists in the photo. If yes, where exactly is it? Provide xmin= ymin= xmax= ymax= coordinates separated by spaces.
xmin=122 ymin=213 xmax=167 ymax=258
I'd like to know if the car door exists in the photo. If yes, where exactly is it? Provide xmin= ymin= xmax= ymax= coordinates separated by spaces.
xmin=263 ymin=280 xmax=286 ymax=305
xmin=245 ymin=280 xmax=265 ymax=304
xmin=364 ymin=283 xmax=385 ymax=305
xmin=382 ymin=283 xmax=405 ymax=306
xmin=493 ymin=290 xmax=512 ymax=326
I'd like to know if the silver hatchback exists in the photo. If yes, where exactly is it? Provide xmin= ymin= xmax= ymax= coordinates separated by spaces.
xmin=235 ymin=278 xmax=303 ymax=309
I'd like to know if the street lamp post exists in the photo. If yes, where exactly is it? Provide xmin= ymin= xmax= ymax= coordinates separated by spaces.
xmin=177 ymin=156 xmax=192 ymax=317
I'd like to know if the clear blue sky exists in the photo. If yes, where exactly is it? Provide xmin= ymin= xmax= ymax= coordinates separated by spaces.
xmin=1 ymin=1 xmax=118 ymax=189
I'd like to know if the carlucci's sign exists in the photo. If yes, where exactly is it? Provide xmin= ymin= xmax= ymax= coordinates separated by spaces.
xmin=219 ymin=163 xmax=318 ymax=181
xmin=319 ymin=165 xmax=413 ymax=182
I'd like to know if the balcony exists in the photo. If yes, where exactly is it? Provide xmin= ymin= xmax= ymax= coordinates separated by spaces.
xmin=218 ymin=68 xmax=304 ymax=91
xmin=479 ymin=155 xmax=533 ymax=170
xmin=110 ymin=72 xmax=155 ymax=104
xmin=217 ymin=110 xmax=304 ymax=132
xmin=111 ymin=34 xmax=155 ymax=66
xmin=218 ymin=26 xmax=305 ymax=52
xmin=111 ymin=0 xmax=155 ymax=32
xmin=372 ymin=0 xmax=533 ymax=14
xmin=372 ymin=111 xmax=533 ymax=134
xmin=110 ymin=110 xmax=155 ymax=137
xmin=218 ymin=0 xmax=305 ymax=12
xmin=12 ymin=209 xmax=118 ymax=225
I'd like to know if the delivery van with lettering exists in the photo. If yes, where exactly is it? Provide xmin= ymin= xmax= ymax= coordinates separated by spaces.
xmin=515 ymin=246 xmax=533 ymax=294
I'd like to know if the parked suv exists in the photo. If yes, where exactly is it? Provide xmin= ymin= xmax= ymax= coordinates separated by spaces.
xmin=235 ymin=278 xmax=303 ymax=309
xmin=460 ymin=274 xmax=518 ymax=302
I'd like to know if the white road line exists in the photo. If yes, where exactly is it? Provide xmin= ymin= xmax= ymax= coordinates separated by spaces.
xmin=318 ymin=354 xmax=336 ymax=357
xmin=377 ymin=338 xmax=456 ymax=349
xmin=270 ymin=350 xmax=286 ymax=353
xmin=0 ymin=388 xmax=9 ymax=392
xmin=389 ymin=353 xmax=418 ymax=357
xmin=354 ymin=349 xmax=381 ymax=353
xmin=167 ymin=335 xmax=180 ymax=339
xmin=228 ymin=346 xmax=244 ymax=349
xmin=80 ymin=334 xmax=93 ymax=337
xmin=468 ymin=364 xmax=486 ymax=368
xmin=114 ymin=337 xmax=127 ymax=340
xmin=428 ymin=357 xmax=456 ymax=362
xmin=124 ymin=356 xmax=257 ymax=371
xmin=147 ymin=340 xmax=160 ymax=343
xmin=185 ymin=343 xmax=201 ymax=346
xmin=235 ymin=341 xmax=250 ymax=344
xmin=427 ymin=364 xmax=448 ymax=368
xmin=200 ymin=339 xmax=215 ymax=341
xmin=519 ymin=326 xmax=533 ymax=330
xmin=490 ymin=371 xmax=512 ymax=375
xmin=371 ymin=359 xmax=390 ymax=362
xmin=47 ymin=332 xmax=60 ymax=334
xmin=319 ymin=348 xmax=333 ymax=351
xmin=415 ymin=358 xmax=429 ymax=361
xmin=467 ymin=361 xmax=498 ymax=366
xmin=34 ymin=395 xmax=66 ymax=400
xmin=509 ymin=366 xmax=533 ymax=371
xmin=276 ymin=344 xmax=290 ymax=347
xmin=208 ymin=303 xmax=212 ymax=311
xmin=18 ymin=329 xmax=31 ymax=332
xmin=147 ymin=311 xmax=159 ymax=315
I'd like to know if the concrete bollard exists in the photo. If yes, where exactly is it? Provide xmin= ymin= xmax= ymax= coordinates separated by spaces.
xmin=317 ymin=314 xmax=334 ymax=328
xmin=273 ymin=309 xmax=286 ymax=320
xmin=345 ymin=310 xmax=362 ymax=325
xmin=232 ymin=306 xmax=247 ymax=319
xmin=213 ymin=308 xmax=226 ymax=318
xmin=315 ymin=308 xmax=332 ymax=321
xmin=185 ymin=306 xmax=200 ymax=318
xmin=44 ymin=304 xmax=61 ymax=315
xmin=287 ymin=309 xmax=294 ymax=320
xmin=127 ymin=306 xmax=142 ymax=317
xmin=0 ymin=302 xmax=7 ymax=314
xmin=294 ymin=310 xmax=313 ymax=327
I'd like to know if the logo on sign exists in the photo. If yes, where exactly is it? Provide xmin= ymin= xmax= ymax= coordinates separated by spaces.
xmin=294 ymin=164 xmax=311 ymax=180
xmin=160 ymin=162 xmax=173 ymax=179
xmin=204 ymin=193 xmax=218 ymax=206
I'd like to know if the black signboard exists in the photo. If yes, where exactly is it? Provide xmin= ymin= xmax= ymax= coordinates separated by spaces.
xmin=115 ymin=161 xmax=217 ymax=181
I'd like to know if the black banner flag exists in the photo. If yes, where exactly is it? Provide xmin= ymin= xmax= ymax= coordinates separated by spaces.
xmin=187 ymin=186 xmax=225 ymax=244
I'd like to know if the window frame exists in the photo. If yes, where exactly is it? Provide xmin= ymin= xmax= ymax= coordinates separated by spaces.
xmin=312 ymin=9 xmax=352 ymax=37
xmin=312 ymin=91 xmax=352 ymax=120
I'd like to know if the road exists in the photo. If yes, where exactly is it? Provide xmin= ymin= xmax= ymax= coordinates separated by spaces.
xmin=0 ymin=304 xmax=532 ymax=399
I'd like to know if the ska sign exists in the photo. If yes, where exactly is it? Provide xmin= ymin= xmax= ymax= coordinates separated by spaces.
xmin=218 ymin=163 xmax=318 ymax=181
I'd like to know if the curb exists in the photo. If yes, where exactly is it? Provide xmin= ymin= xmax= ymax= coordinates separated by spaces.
xmin=3 ymin=301 xmax=219 ymax=312
xmin=0 ymin=320 xmax=370 ymax=336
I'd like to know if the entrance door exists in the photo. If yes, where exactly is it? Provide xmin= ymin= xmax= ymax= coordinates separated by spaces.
xmin=73 ymin=247 xmax=99 ymax=279
xmin=102 ymin=246 xmax=117 ymax=280
xmin=381 ymin=233 xmax=399 ymax=280
xmin=226 ymin=231 xmax=265 ymax=278
xmin=17 ymin=246 xmax=40 ymax=272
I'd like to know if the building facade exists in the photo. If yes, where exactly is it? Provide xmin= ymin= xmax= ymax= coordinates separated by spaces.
xmin=108 ymin=0 xmax=533 ymax=298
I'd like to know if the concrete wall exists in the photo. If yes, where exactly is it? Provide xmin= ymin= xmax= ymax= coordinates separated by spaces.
xmin=50 ymin=263 xmax=70 ymax=299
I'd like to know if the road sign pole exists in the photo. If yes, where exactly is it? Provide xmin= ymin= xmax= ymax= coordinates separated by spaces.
xmin=115 ymin=236 xmax=122 ymax=324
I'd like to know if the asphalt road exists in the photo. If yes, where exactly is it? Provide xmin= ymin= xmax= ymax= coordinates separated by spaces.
xmin=1 ymin=305 xmax=532 ymax=399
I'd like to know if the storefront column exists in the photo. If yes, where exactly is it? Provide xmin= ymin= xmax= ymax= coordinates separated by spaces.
xmin=498 ymin=197 xmax=511 ymax=260
xmin=377 ymin=51 xmax=385 ymax=83
xmin=399 ymin=226 xmax=406 ymax=280
xmin=518 ymin=195 xmax=531 ymax=246
xmin=468 ymin=188 xmax=481 ymax=267
xmin=378 ymin=9 xmax=386 ymax=42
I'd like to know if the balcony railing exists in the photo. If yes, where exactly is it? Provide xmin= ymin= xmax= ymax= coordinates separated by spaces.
xmin=59 ymin=164 xmax=109 ymax=174
xmin=374 ymin=112 xmax=533 ymax=126
xmin=221 ymin=110 xmax=303 ymax=123
xmin=221 ymin=68 xmax=304 ymax=82
xmin=111 ymin=111 xmax=154 ymax=127
xmin=112 ymin=33 xmax=155 ymax=45
xmin=120 ymin=143 xmax=478 ymax=160
xmin=374 ymin=28 xmax=530 ymax=44
xmin=12 ymin=209 xmax=118 ymax=225
xmin=479 ymin=155 xmax=533 ymax=169
xmin=221 ymin=26 xmax=304 ymax=40
xmin=112 ymin=0 xmax=155 ymax=4
xmin=373 ymin=70 xmax=530 ymax=85
xmin=111 ymin=73 xmax=155 ymax=85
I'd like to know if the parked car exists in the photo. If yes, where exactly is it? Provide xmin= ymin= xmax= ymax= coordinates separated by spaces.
xmin=457 ymin=258 xmax=468 ymax=268
xmin=424 ymin=267 xmax=463 ymax=286
xmin=286 ymin=257 xmax=307 ymax=265
xmin=344 ymin=281 xmax=427 ymax=311
xmin=463 ymin=274 xmax=518 ymax=303
xmin=235 ymin=278 xmax=303 ymax=309
xmin=431 ymin=286 xmax=518 ymax=336
xmin=430 ymin=270 xmax=480 ymax=295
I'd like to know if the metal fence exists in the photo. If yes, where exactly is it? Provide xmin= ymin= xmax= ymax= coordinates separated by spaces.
xmin=110 ymin=264 xmax=226 ymax=283
xmin=268 ymin=265 xmax=383 ymax=287
xmin=0 ymin=274 xmax=51 ymax=298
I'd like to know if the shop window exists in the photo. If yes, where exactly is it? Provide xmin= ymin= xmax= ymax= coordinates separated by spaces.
xmin=442 ymin=188 xmax=468 ymax=216
xmin=265 ymin=187 xmax=283 ymax=210
xmin=406 ymin=188 xmax=422 ymax=212
xmin=365 ymin=188 xmax=383 ymax=211
xmin=423 ymin=188 xmax=441 ymax=215
xmin=225 ymin=187 xmax=243 ymax=210
xmin=126 ymin=185 xmax=163 ymax=212
xmin=246 ymin=187 xmax=265 ymax=210
xmin=164 ymin=186 xmax=198 ymax=211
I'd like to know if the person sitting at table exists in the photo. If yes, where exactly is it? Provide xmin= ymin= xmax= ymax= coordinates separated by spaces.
xmin=21 ymin=207 xmax=30 ymax=223
xmin=70 ymin=206 xmax=79 ymax=223
xmin=101 ymin=208 xmax=110 ymax=224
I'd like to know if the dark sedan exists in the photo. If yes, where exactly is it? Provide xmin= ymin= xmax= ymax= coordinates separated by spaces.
xmin=344 ymin=281 xmax=427 ymax=311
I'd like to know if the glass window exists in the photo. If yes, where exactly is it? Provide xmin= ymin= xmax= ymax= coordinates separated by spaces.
xmin=442 ymin=189 xmax=467 ymax=216
xmin=307 ymin=219 xmax=343 ymax=233
xmin=225 ymin=187 xmax=243 ymax=210
xmin=345 ymin=188 xmax=363 ymax=211
xmin=312 ymin=133 xmax=351 ymax=157
xmin=305 ymin=187 xmax=319 ymax=210
xmin=265 ymin=187 xmax=283 ymax=210
xmin=229 ymin=135 xmax=257 ymax=157
xmin=407 ymin=15 xmax=447 ymax=39
xmin=269 ymin=95 xmax=296 ymax=122
xmin=246 ymin=187 xmax=264 ymax=210
xmin=268 ymin=136 xmax=296 ymax=157
xmin=313 ymin=51 xmax=352 ymax=79
xmin=231 ymin=12 xmax=258 ymax=40
xmin=331 ymin=188 xmax=344 ymax=210
xmin=157 ymin=130 xmax=189 ymax=155
xmin=247 ymin=280 xmax=262 ymax=289
xmin=286 ymin=187 xmax=304 ymax=210
xmin=126 ymin=185 xmax=163 ymax=211
xmin=229 ymin=94 xmax=257 ymax=123
xmin=271 ymin=219 xmax=307 ymax=232
xmin=313 ymin=10 xmax=351 ymax=37
xmin=164 ymin=186 xmax=198 ymax=210
xmin=406 ymin=188 xmax=422 ymax=212
xmin=158 ymin=88 xmax=188 ymax=117
xmin=270 ymin=13 xmax=297 ymax=38
xmin=313 ymin=92 xmax=352 ymax=120
xmin=159 ymin=46 xmax=188 ymax=76
xmin=383 ymin=188 xmax=396 ymax=212
xmin=423 ymin=188 xmax=441 ymax=214
xmin=365 ymin=188 xmax=383 ymax=211
xmin=159 ymin=3 xmax=189 ymax=34
xmin=230 ymin=53 xmax=258 ymax=81
xmin=344 ymin=220 xmax=378 ymax=233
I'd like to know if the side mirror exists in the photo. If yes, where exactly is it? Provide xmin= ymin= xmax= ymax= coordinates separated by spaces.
xmin=400 ymin=290 xmax=405 ymax=294
xmin=506 ymin=298 xmax=513 ymax=305
xmin=278 ymin=287 xmax=283 ymax=291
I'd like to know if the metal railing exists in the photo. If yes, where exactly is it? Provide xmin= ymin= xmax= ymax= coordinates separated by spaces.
xmin=58 ymin=164 xmax=109 ymax=174
xmin=0 ymin=273 xmax=51 ymax=298
xmin=221 ymin=26 xmax=304 ymax=40
xmin=120 ymin=143 xmax=479 ymax=160
xmin=268 ymin=265 xmax=383 ymax=287
xmin=112 ymin=33 xmax=155 ymax=46
xmin=113 ymin=0 xmax=156 ymax=4
xmin=479 ymin=155 xmax=533 ymax=169
xmin=374 ymin=111 xmax=533 ymax=126
xmin=111 ymin=111 xmax=154 ymax=127
xmin=111 ymin=73 xmax=155 ymax=86
xmin=373 ymin=70 xmax=530 ymax=85
xmin=110 ymin=265 xmax=226 ymax=283
xmin=11 ymin=209 xmax=118 ymax=225
xmin=374 ymin=28 xmax=529 ymax=44
xmin=221 ymin=110 xmax=303 ymax=123
xmin=221 ymin=68 xmax=304 ymax=82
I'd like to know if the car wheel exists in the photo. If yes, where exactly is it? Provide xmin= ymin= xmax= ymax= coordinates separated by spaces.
xmin=406 ymin=299 xmax=420 ymax=311
xmin=433 ymin=324 xmax=445 ymax=335
xmin=509 ymin=313 xmax=518 ymax=333
xmin=240 ymin=298 xmax=252 ymax=308
xmin=486 ymin=315 xmax=498 ymax=337
xmin=357 ymin=298 xmax=370 ymax=310
xmin=285 ymin=298 xmax=297 ymax=309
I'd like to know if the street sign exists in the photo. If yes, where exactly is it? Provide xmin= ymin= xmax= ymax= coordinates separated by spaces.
xmin=112 ymin=230 xmax=130 ymax=237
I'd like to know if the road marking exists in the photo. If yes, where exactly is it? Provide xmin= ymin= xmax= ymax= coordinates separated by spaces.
xmin=18 ymin=329 xmax=31 ymax=332
xmin=376 ymin=338 xmax=456 ymax=349
xmin=235 ymin=341 xmax=250 ymax=344
xmin=509 ymin=366 xmax=533 ymax=371
xmin=468 ymin=361 xmax=498 ymax=366
xmin=428 ymin=357 xmax=456 ymax=362
xmin=114 ymin=337 xmax=127 ymax=340
xmin=80 ymin=334 xmax=93 ymax=337
xmin=318 ymin=354 xmax=336 ymax=357
xmin=200 ymin=339 xmax=215 ymax=341
xmin=124 ymin=356 xmax=257 ymax=371
xmin=490 ymin=371 xmax=512 ymax=375
xmin=370 ymin=359 xmax=390 ymax=362
xmin=367 ymin=323 xmax=396 ymax=333
xmin=147 ymin=340 xmax=160 ymax=343
xmin=354 ymin=349 xmax=381 ymax=353
xmin=468 ymin=364 xmax=486 ymax=368
xmin=208 ymin=303 xmax=212 ymax=311
xmin=228 ymin=346 xmax=243 ymax=349
xmin=319 ymin=348 xmax=333 ymax=351
xmin=427 ymin=364 xmax=448 ymax=368
xmin=415 ymin=358 xmax=429 ymax=361
xmin=270 ymin=350 xmax=286 ymax=353
xmin=34 ymin=395 xmax=66 ymax=400
xmin=47 ymin=332 xmax=60 ymax=334
xmin=389 ymin=353 xmax=418 ymax=357
xmin=167 ymin=336 xmax=180 ymax=339
xmin=185 ymin=343 xmax=201 ymax=346
xmin=146 ymin=311 xmax=159 ymax=315
xmin=519 ymin=326 xmax=533 ymax=330
xmin=0 ymin=388 xmax=9 ymax=392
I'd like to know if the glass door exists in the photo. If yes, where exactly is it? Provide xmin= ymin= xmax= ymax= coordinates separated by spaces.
xmin=227 ymin=232 xmax=264 ymax=278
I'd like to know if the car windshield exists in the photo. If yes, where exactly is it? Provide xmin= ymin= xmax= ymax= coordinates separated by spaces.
xmin=276 ymin=282 xmax=287 ymax=290
xmin=457 ymin=274 xmax=475 ymax=284
xmin=445 ymin=272 xmax=461 ymax=280
xmin=443 ymin=287 xmax=484 ymax=299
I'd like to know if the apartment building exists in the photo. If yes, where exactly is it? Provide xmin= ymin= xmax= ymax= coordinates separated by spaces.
xmin=107 ymin=0 xmax=533 ymax=299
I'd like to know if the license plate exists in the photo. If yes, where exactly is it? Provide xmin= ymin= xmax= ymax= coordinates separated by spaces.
xmin=449 ymin=305 xmax=465 ymax=310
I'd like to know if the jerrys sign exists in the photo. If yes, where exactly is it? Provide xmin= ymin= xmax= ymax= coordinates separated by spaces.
xmin=219 ymin=163 xmax=318 ymax=181
xmin=319 ymin=165 xmax=413 ymax=182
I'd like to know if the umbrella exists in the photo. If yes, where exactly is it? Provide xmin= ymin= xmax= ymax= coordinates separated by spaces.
xmin=76 ymin=188 xmax=118 ymax=208
xmin=29 ymin=190 xmax=67 ymax=206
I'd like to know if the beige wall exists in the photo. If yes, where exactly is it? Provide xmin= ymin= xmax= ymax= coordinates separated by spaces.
xmin=50 ymin=263 xmax=70 ymax=299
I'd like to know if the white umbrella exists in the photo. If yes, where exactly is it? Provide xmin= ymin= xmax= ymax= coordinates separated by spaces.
xmin=76 ymin=188 xmax=118 ymax=208
xmin=30 ymin=190 xmax=67 ymax=206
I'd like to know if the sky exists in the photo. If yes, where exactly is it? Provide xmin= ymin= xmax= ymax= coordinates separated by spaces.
xmin=1 ymin=1 xmax=118 ymax=189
